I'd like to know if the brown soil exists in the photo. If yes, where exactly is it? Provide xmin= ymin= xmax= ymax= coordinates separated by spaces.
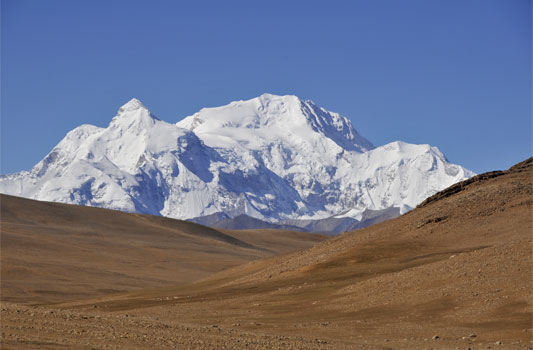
xmin=1 ymin=158 xmax=532 ymax=349
xmin=0 ymin=194 xmax=328 ymax=304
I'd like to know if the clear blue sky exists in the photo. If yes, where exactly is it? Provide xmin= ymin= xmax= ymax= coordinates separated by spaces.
xmin=1 ymin=0 xmax=531 ymax=174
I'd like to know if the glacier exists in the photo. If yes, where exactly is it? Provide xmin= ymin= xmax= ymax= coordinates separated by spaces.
xmin=0 ymin=94 xmax=475 ymax=224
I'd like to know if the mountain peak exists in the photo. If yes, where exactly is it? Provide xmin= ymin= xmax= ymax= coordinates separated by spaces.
xmin=177 ymin=94 xmax=374 ymax=153
xmin=256 ymin=92 xmax=297 ymax=101
xmin=254 ymin=93 xmax=302 ymax=108
xmin=0 ymin=96 xmax=474 ymax=225
xmin=119 ymin=98 xmax=146 ymax=112
xmin=110 ymin=98 xmax=160 ymax=131
xmin=252 ymin=93 xmax=374 ymax=152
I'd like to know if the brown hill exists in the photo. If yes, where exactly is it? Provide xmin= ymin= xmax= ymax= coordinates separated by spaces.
xmin=1 ymin=158 xmax=532 ymax=349
xmin=0 ymin=194 xmax=328 ymax=304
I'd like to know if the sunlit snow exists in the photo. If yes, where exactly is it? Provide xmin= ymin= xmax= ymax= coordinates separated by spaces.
xmin=0 ymin=94 xmax=475 ymax=222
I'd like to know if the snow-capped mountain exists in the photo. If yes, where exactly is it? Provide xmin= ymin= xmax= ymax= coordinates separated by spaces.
xmin=0 ymin=94 xmax=474 ymax=225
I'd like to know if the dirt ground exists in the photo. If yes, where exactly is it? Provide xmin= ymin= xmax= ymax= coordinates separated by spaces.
xmin=1 ymin=159 xmax=532 ymax=349
xmin=0 ymin=194 xmax=327 ymax=304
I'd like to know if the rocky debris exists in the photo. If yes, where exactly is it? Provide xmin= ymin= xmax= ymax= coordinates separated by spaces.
xmin=0 ymin=302 xmax=341 ymax=350
xmin=417 ymin=171 xmax=505 ymax=208
xmin=418 ymin=157 xmax=532 ymax=209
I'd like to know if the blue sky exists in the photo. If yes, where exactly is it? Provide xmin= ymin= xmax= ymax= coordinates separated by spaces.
xmin=1 ymin=0 xmax=531 ymax=174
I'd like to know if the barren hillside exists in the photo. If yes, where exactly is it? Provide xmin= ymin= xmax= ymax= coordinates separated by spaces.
xmin=1 ymin=158 xmax=531 ymax=349
xmin=0 ymin=194 xmax=328 ymax=304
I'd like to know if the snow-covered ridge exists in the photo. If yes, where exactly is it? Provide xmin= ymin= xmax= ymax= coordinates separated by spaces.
xmin=0 ymin=94 xmax=475 ymax=223
xmin=178 ymin=93 xmax=374 ymax=153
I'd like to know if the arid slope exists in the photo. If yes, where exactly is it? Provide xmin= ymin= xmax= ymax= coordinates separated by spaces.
xmin=1 ymin=159 xmax=532 ymax=350
xmin=0 ymin=194 xmax=328 ymax=304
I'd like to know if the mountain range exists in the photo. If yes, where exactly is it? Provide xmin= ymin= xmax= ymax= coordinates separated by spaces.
xmin=0 ymin=94 xmax=474 ymax=231
xmin=3 ymin=158 xmax=529 ymax=349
